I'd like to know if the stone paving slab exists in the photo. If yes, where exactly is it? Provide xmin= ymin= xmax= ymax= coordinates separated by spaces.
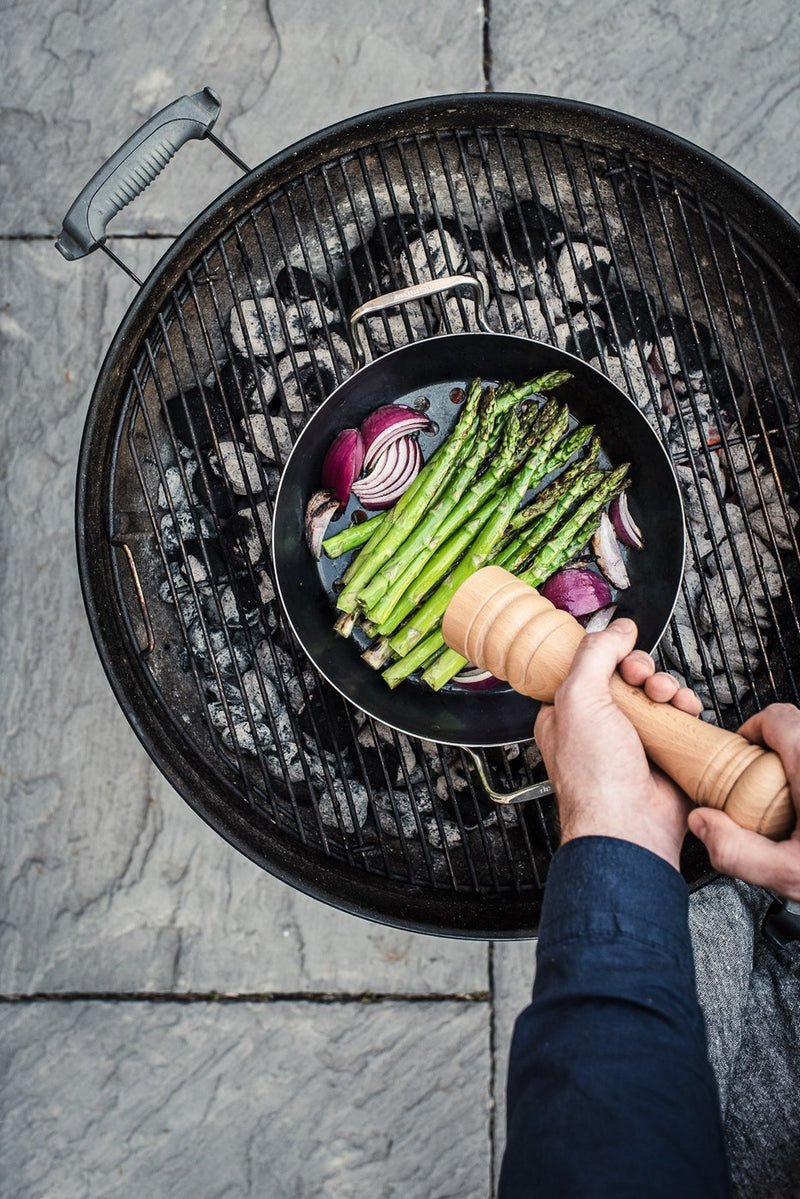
xmin=0 ymin=237 xmax=487 ymax=997
xmin=0 ymin=999 xmax=490 ymax=1198
xmin=490 ymin=0 xmax=800 ymax=220
xmin=1 ymin=0 xmax=484 ymax=239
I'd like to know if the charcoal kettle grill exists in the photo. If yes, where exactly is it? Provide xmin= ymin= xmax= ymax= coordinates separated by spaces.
xmin=60 ymin=89 xmax=800 ymax=937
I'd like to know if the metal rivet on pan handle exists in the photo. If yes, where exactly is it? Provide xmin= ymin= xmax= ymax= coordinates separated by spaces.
xmin=461 ymin=746 xmax=554 ymax=806
xmin=55 ymin=87 xmax=250 ymax=285
xmin=348 ymin=274 xmax=492 ymax=368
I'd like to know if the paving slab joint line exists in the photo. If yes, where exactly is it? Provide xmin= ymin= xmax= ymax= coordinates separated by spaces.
xmin=488 ymin=940 xmax=498 ymax=1193
xmin=482 ymin=0 xmax=493 ymax=92
xmin=0 ymin=989 xmax=492 ymax=1005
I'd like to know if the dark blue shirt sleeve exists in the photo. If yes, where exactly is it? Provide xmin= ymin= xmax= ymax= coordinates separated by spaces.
xmin=499 ymin=836 xmax=732 ymax=1199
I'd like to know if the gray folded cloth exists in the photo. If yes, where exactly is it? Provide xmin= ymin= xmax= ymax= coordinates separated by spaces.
xmin=689 ymin=879 xmax=800 ymax=1199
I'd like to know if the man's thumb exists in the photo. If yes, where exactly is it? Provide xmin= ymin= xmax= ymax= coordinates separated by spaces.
xmin=688 ymin=806 xmax=790 ymax=893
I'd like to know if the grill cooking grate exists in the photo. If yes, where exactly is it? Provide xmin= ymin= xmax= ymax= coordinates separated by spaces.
xmin=103 ymin=106 xmax=800 ymax=934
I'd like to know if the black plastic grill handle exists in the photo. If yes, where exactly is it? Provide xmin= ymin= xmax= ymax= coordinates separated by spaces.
xmin=56 ymin=87 xmax=221 ymax=261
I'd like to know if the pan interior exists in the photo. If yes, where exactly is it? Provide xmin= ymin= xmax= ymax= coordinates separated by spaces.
xmin=272 ymin=333 xmax=685 ymax=745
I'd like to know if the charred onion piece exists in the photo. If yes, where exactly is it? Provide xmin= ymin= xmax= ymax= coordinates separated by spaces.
xmin=609 ymin=491 xmax=644 ymax=550
xmin=592 ymin=512 xmax=631 ymax=589
xmin=321 ymin=427 xmax=365 ymax=506
xmin=541 ymin=566 xmax=613 ymax=617
xmin=360 ymin=404 xmax=432 ymax=468
xmin=351 ymin=436 xmax=423 ymax=510
xmin=305 ymin=489 xmax=343 ymax=558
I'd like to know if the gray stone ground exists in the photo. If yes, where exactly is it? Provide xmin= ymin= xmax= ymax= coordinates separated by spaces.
xmin=1 ymin=1 xmax=798 ymax=1195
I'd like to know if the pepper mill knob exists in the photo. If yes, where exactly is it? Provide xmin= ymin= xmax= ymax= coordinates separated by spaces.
xmin=442 ymin=566 xmax=794 ymax=838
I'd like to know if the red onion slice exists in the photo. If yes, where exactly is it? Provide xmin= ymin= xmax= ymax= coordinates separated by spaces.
xmin=582 ymin=604 xmax=617 ymax=632
xmin=452 ymin=665 xmax=502 ymax=690
xmin=592 ymin=512 xmax=631 ymax=589
xmin=541 ymin=566 xmax=613 ymax=617
xmin=321 ymin=427 xmax=364 ymax=506
xmin=360 ymin=404 xmax=432 ymax=468
xmin=351 ymin=436 xmax=423 ymax=509
xmin=609 ymin=491 xmax=644 ymax=550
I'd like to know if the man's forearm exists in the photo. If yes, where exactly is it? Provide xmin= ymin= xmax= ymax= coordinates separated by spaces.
xmin=500 ymin=837 xmax=731 ymax=1199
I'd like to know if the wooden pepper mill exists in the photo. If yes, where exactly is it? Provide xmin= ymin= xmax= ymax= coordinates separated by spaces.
xmin=442 ymin=565 xmax=795 ymax=838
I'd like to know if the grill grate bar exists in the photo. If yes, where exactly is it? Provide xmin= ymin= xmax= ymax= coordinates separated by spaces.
xmin=653 ymin=175 xmax=800 ymax=702
xmin=159 ymin=287 xmax=319 ymax=831
xmin=635 ymin=161 xmax=798 ymax=708
xmin=208 ymin=233 xmax=394 ymax=866
xmin=187 ymin=257 xmax=346 ymax=847
xmin=637 ymin=169 xmax=782 ymax=701
xmin=130 ymin=334 xmax=281 ymax=823
xmin=591 ymin=150 xmax=763 ymax=720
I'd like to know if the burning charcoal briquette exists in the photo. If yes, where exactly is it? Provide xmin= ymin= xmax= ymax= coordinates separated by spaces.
xmin=214 ymin=358 xmax=278 ymax=413
xmin=242 ymin=413 xmax=294 ymax=462
xmin=159 ymin=510 xmax=212 ymax=554
xmin=655 ymin=314 xmax=712 ymax=377
xmin=214 ymin=582 xmax=260 ymax=629
xmin=423 ymin=815 xmax=464 ymax=851
xmin=209 ymin=701 xmax=276 ymax=756
xmin=276 ymin=352 xmax=337 ymax=409
xmin=229 ymin=297 xmax=286 ymax=358
xmin=317 ymin=776 xmax=370 ymax=833
xmin=555 ymin=242 xmax=612 ymax=307
xmin=375 ymin=785 xmax=433 ymax=841
xmin=191 ymin=465 xmax=238 ymax=520
xmin=282 ymin=301 xmax=330 ymax=347
xmin=157 ymin=461 xmax=198 ymax=511
xmin=230 ymin=503 xmax=271 ymax=566
xmin=164 ymin=379 xmax=244 ymax=451
xmin=487 ymin=200 xmax=566 ymax=271
xmin=209 ymin=442 xmax=265 ymax=497
xmin=186 ymin=619 xmax=251 ymax=676
xmin=398 ymin=227 xmax=469 ymax=287
xmin=275 ymin=264 xmax=332 ymax=307
xmin=602 ymin=289 xmax=656 ymax=355
xmin=488 ymin=293 xmax=552 ymax=342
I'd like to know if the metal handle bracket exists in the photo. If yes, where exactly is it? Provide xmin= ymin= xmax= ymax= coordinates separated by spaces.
xmin=349 ymin=274 xmax=491 ymax=367
xmin=463 ymin=747 xmax=554 ymax=806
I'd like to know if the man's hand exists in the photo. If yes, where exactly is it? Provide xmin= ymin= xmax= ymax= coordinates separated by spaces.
xmin=688 ymin=704 xmax=800 ymax=900
xmin=534 ymin=619 xmax=702 ymax=871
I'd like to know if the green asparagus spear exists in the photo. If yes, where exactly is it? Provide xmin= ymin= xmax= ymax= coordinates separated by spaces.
xmin=354 ymin=385 xmax=504 ymax=613
xmin=495 ymin=465 xmax=604 ymax=573
xmin=365 ymin=402 xmax=550 ymax=628
xmin=334 ymin=377 xmax=485 ymax=611
xmin=323 ymin=513 xmax=384 ymax=559
xmin=419 ymin=509 xmax=613 ymax=692
xmin=383 ymin=418 xmax=572 ymax=679
xmin=333 ymin=372 xmax=572 ymax=607
xmin=518 ymin=465 xmax=629 ymax=586
xmin=398 ymin=470 xmax=629 ymax=693
xmin=504 ymin=433 xmax=599 ymax=537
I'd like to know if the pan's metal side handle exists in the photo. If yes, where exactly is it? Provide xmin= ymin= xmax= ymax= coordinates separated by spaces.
xmin=349 ymin=275 xmax=491 ymax=367
xmin=462 ymin=747 xmax=554 ymax=806
xmin=55 ymin=87 xmax=246 ymax=281
xmin=113 ymin=540 xmax=156 ymax=657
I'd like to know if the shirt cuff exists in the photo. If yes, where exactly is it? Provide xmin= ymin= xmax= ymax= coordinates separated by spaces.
xmin=538 ymin=835 xmax=693 ymax=970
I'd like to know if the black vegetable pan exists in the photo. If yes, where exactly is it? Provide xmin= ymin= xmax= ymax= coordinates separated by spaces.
xmin=272 ymin=275 xmax=686 ymax=748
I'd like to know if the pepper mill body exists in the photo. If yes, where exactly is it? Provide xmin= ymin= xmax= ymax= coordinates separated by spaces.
xmin=442 ymin=566 xmax=794 ymax=838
